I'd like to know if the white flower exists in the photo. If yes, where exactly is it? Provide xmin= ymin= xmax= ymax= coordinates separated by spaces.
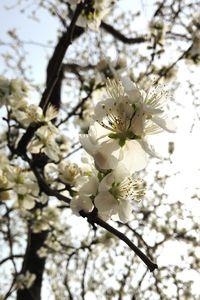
xmin=58 ymin=161 xmax=81 ymax=185
xmin=94 ymin=164 xmax=145 ymax=222
xmin=27 ymin=125 xmax=60 ymax=161
xmin=80 ymin=80 xmax=148 ymax=172
xmin=13 ymin=104 xmax=58 ymax=127
xmin=12 ymin=104 xmax=42 ymax=127
xmin=44 ymin=161 xmax=81 ymax=188
xmin=6 ymin=166 xmax=39 ymax=209
xmin=121 ymin=76 xmax=176 ymax=133
xmin=0 ymin=76 xmax=29 ymax=110
xmin=70 ymin=157 xmax=99 ymax=216
xmin=81 ymin=77 xmax=175 ymax=164
xmin=70 ymin=0 xmax=114 ymax=31
xmin=70 ymin=195 xmax=94 ymax=216
xmin=15 ymin=271 xmax=36 ymax=290
xmin=10 ymin=79 xmax=28 ymax=98
xmin=17 ymin=194 xmax=37 ymax=210
xmin=6 ymin=166 xmax=39 ymax=195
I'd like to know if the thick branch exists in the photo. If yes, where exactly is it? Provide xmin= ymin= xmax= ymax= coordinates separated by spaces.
xmin=16 ymin=3 xmax=84 ymax=156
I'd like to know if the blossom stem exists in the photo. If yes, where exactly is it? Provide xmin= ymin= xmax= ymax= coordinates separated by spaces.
xmin=80 ymin=210 xmax=158 ymax=272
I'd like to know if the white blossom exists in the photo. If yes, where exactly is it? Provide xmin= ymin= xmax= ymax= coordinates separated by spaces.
xmin=13 ymin=104 xmax=58 ymax=128
xmin=0 ymin=76 xmax=28 ymax=108
xmin=149 ymin=18 xmax=166 ymax=46
xmin=58 ymin=161 xmax=81 ymax=185
xmin=15 ymin=271 xmax=36 ymax=290
xmin=70 ymin=157 xmax=99 ymax=216
xmin=80 ymin=79 xmax=148 ymax=172
xmin=94 ymin=164 xmax=145 ymax=222
xmin=27 ymin=125 xmax=60 ymax=161
xmin=70 ymin=195 xmax=94 ymax=216
xmin=80 ymin=76 xmax=176 ymax=171
xmin=70 ymin=0 xmax=115 ymax=31
xmin=5 ymin=166 xmax=39 ymax=209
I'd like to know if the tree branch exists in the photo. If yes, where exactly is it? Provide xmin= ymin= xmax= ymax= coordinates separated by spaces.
xmin=101 ymin=22 xmax=148 ymax=44
xmin=80 ymin=210 xmax=158 ymax=272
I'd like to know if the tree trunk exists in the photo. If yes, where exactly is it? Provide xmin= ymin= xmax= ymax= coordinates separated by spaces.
xmin=17 ymin=228 xmax=48 ymax=300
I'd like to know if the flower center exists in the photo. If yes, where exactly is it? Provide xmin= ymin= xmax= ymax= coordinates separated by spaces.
xmin=97 ymin=102 xmax=138 ymax=146
xmin=82 ymin=0 xmax=95 ymax=19
xmin=110 ymin=177 xmax=145 ymax=202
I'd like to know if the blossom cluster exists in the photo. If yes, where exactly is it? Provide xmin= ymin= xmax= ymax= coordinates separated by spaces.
xmin=70 ymin=74 xmax=176 ymax=222
xmin=0 ymin=76 xmax=69 ymax=211
xmin=0 ymin=71 xmax=175 ymax=224
xmin=0 ymin=76 xmax=70 ymax=161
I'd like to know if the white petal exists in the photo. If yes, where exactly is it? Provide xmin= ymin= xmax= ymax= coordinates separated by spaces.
xmin=70 ymin=195 xmax=93 ymax=216
xmin=119 ymin=140 xmax=148 ymax=173
xmin=143 ymin=105 xmax=163 ymax=115
xmin=112 ymin=163 xmax=131 ymax=182
xmin=139 ymin=139 xmax=162 ymax=159
xmin=79 ymin=134 xmax=96 ymax=156
xmin=94 ymin=140 xmax=119 ymax=170
xmin=118 ymin=201 xmax=132 ymax=223
xmin=152 ymin=116 xmax=176 ymax=133
xmin=21 ymin=196 xmax=35 ymax=210
xmin=120 ymin=77 xmax=142 ymax=103
xmin=98 ymin=173 xmax=113 ymax=192
xmin=79 ymin=176 xmax=99 ymax=195
xmin=44 ymin=163 xmax=58 ymax=182
xmin=15 ymin=185 xmax=27 ymax=195
xmin=44 ymin=145 xmax=60 ymax=162
xmin=95 ymin=191 xmax=118 ymax=216
xmin=94 ymin=98 xmax=115 ymax=122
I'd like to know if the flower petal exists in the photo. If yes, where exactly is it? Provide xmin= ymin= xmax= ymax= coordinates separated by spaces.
xmin=70 ymin=195 xmax=94 ymax=216
xmin=119 ymin=140 xmax=148 ymax=173
xmin=152 ymin=116 xmax=176 ymax=133
xmin=139 ymin=139 xmax=162 ymax=159
xmin=94 ymin=191 xmax=118 ymax=220
xmin=118 ymin=201 xmax=132 ymax=223
xmin=79 ymin=176 xmax=99 ymax=195
xmin=94 ymin=140 xmax=119 ymax=170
